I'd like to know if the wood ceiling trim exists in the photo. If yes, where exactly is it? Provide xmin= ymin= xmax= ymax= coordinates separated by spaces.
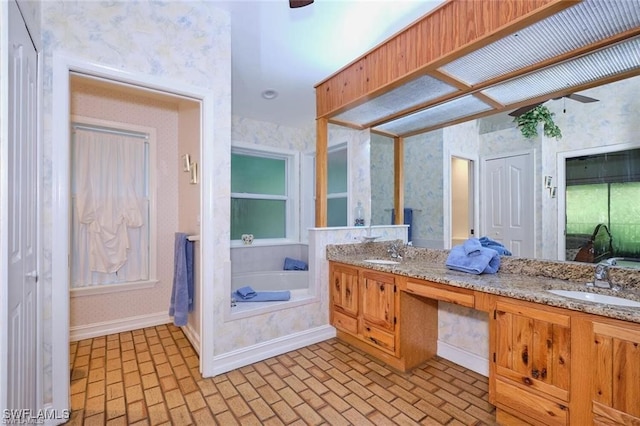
xmin=315 ymin=0 xmax=574 ymax=119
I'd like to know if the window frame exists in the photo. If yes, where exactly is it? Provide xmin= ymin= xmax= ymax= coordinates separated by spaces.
xmin=231 ymin=144 xmax=300 ymax=245
xmin=327 ymin=143 xmax=349 ymax=227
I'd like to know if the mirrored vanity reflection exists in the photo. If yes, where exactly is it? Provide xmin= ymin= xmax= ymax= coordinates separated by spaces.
xmin=369 ymin=74 xmax=640 ymax=265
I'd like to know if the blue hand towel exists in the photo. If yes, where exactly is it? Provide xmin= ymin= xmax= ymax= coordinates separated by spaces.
xmin=463 ymin=238 xmax=483 ymax=255
xmin=479 ymin=236 xmax=512 ymax=256
xmin=236 ymin=286 xmax=257 ymax=300
xmin=284 ymin=257 xmax=308 ymax=271
xmin=169 ymin=233 xmax=195 ymax=326
xmin=446 ymin=244 xmax=500 ymax=275
xmin=233 ymin=290 xmax=291 ymax=302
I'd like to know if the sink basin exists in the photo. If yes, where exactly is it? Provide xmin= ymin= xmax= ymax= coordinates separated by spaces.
xmin=364 ymin=259 xmax=400 ymax=265
xmin=548 ymin=290 xmax=640 ymax=308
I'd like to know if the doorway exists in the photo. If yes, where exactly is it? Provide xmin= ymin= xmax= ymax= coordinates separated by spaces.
xmin=450 ymin=156 xmax=475 ymax=247
xmin=51 ymin=55 xmax=215 ymax=414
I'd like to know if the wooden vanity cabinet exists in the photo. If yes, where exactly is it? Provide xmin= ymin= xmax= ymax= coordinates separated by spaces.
xmin=330 ymin=263 xmax=359 ymax=334
xmin=586 ymin=317 xmax=640 ymax=425
xmin=360 ymin=269 xmax=397 ymax=354
xmin=493 ymin=299 xmax=571 ymax=426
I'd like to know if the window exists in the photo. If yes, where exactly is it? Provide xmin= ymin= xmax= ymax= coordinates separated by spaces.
xmin=231 ymin=148 xmax=297 ymax=241
xmin=70 ymin=122 xmax=155 ymax=288
xmin=327 ymin=145 xmax=348 ymax=226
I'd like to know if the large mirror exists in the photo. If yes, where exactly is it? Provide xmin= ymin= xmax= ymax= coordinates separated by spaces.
xmin=371 ymin=74 xmax=640 ymax=264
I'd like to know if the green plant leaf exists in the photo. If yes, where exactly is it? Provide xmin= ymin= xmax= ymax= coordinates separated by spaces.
xmin=514 ymin=105 xmax=562 ymax=140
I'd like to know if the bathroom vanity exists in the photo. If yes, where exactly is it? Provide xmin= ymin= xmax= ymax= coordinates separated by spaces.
xmin=327 ymin=242 xmax=640 ymax=426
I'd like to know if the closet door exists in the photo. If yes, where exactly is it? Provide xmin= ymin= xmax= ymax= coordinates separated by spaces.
xmin=6 ymin=0 xmax=39 ymax=412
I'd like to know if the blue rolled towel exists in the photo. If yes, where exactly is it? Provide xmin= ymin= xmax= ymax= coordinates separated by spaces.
xmin=479 ymin=236 xmax=512 ymax=256
xmin=233 ymin=290 xmax=291 ymax=302
xmin=463 ymin=237 xmax=482 ymax=255
xmin=283 ymin=257 xmax=308 ymax=271
xmin=236 ymin=286 xmax=257 ymax=300
xmin=445 ymin=244 xmax=500 ymax=275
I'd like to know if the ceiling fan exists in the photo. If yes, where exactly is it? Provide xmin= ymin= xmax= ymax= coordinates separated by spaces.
xmin=508 ymin=93 xmax=599 ymax=117
xmin=289 ymin=0 xmax=313 ymax=8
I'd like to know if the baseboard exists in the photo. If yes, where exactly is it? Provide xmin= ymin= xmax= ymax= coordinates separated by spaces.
xmin=211 ymin=325 xmax=336 ymax=376
xmin=182 ymin=323 xmax=201 ymax=355
xmin=437 ymin=340 xmax=489 ymax=377
xmin=70 ymin=312 xmax=172 ymax=341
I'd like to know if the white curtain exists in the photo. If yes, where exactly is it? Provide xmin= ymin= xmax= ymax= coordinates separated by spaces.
xmin=71 ymin=128 xmax=148 ymax=287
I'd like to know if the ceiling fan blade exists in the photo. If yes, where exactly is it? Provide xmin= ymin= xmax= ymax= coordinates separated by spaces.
xmin=508 ymin=103 xmax=543 ymax=117
xmin=565 ymin=93 xmax=599 ymax=103
xmin=290 ymin=0 xmax=313 ymax=7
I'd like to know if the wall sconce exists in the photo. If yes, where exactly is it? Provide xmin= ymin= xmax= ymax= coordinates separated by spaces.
xmin=544 ymin=176 xmax=553 ymax=189
xmin=550 ymin=187 xmax=557 ymax=198
xmin=190 ymin=162 xmax=198 ymax=184
xmin=182 ymin=154 xmax=191 ymax=172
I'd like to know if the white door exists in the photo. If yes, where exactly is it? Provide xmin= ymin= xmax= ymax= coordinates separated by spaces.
xmin=7 ymin=0 xmax=39 ymax=411
xmin=482 ymin=153 xmax=534 ymax=257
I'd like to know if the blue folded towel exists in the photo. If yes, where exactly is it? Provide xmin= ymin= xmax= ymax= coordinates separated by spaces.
xmin=463 ymin=238 xmax=483 ymax=255
xmin=479 ymin=236 xmax=512 ymax=256
xmin=446 ymin=243 xmax=500 ymax=275
xmin=283 ymin=257 xmax=308 ymax=271
xmin=233 ymin=289 xmax=291 ymax=302
xmin=236 ymin=286 xmax=257 ymax=299
xmin=169 ymin=233 xmax=195 ymax=326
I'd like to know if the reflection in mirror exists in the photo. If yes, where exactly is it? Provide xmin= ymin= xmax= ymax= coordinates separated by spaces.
xmin=369 ymin=74 xmax=640 ymax=266
xmin=565 ymin=148 xmax=640 ymax=263
xmin=327 ymin=145 xmax=348 ymax=226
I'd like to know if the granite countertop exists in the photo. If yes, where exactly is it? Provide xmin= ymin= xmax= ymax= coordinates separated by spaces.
xmin=327 ymin=241 xmax=640 ymax=325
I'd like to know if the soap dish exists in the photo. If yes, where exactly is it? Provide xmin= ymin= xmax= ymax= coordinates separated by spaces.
xmin=362 ymin=235 xmax=380 ymax=243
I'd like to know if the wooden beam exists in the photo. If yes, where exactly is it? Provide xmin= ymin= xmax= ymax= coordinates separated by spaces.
xmin=315 ymin=0 xmax=573 ymax=119
xmin=393 ymin=136 xmax=404 ymax=225
xmin=315 ymin=117 xmax=328 ymax=227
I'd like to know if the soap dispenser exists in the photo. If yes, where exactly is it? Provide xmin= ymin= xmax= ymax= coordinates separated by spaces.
xmin=354 ymin=201 xmax=365 ymax=226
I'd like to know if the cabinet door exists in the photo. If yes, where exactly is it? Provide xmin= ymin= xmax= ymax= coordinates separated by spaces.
xmin=592 ymin=320 xmax=640 ymax=424
xmin=330 ymin=263 xmax=359 ymax=316
xmin=495 ymin=301 xmax=571 ymax=403
xmin=361 ymin=270 xmax=395 ymax=331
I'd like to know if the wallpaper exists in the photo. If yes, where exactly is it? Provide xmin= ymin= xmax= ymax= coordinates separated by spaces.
xmin=40 ymin=0 xmax=232 ymax=403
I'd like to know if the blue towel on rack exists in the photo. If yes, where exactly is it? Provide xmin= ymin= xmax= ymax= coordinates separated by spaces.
xmin=446 ymin=240 xmax=500 ymax=275
xmin=283 ymin=257 xmax=308 ymax=271
xmin=479 ymin=236 xmax=512 ymax=256
xmin=232 ymin=286 xmax=291 ymax=302
xmin=391 ymin=208 xmax=413 ymax=242
xmin=169 ymin=233 xmax=195 ymax=326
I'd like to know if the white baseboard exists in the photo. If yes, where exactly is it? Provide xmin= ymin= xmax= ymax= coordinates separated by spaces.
xmin=437 ymin=340 xmax=489 ymax=377
xmin=211 ymin=325 xmax=336 ymax=376
xmin=182 ymin=323 xmax=201 ymax=355
xmin=70 ymin=312 xmax=172 ymax=341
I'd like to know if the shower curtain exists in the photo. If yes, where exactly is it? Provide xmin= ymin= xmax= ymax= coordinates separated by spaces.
xmin=71 ymin=127 xmax=149 ymax=287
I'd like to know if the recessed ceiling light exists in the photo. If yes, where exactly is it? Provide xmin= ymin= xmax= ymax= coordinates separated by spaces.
xmin=261 ymin=89 xmax=278 ymax=100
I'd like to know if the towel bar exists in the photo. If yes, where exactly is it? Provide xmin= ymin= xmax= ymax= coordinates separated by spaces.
xmin=187 ymin=235 xmax=200 ymax=242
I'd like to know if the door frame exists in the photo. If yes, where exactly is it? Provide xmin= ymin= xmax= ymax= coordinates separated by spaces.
xmin=51 ymin=52 xmax=216 ymax=414
xmin=445 ymin=150 xmax=478 ymax=249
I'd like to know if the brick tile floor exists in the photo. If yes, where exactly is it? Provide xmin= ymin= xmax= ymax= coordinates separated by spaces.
xmin=65 ymin=324 xmax=497 ymax=425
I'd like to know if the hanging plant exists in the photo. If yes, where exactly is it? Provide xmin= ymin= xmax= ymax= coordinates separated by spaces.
xmin=514 ymin=105 xmax=562 ymax=139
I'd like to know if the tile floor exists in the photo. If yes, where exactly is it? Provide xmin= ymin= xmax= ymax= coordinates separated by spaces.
xmin=66 ymin=324 xmax=497 ymax=425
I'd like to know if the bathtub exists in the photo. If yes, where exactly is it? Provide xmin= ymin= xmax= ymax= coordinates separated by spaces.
xmin=232 ymin=270 xmax=309 ymax=292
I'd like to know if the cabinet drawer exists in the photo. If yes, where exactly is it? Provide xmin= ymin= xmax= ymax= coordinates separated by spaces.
xmin=332 ymin=310 xmax=357 ymax=334
xmin=406 ymin=280 xmax=474 ymax=307
xmin=361 ymin=322 xmax=395 ymax=353
xmin=495 ymin=379 xmax=568 ymax=426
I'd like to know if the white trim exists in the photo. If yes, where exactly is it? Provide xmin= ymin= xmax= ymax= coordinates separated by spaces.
xmin=70 ymin=280 xmax=158 ymax=298
xmin=556 ymin=141 xmax=640 ymax=261
xmin=0 ymin=0 xmax=9 ymax=412
xmin=182 ymin=323 xmax=201 ymax=355
xmin=70 ymin=312 xmax=171 ymax=342
xmin=211 ymin=325 xmax=336 ymax=376
xmin=51 ymin=52 xmax=216 ymax=411
xmin=437 ymin=340 xmax=489 ymax=377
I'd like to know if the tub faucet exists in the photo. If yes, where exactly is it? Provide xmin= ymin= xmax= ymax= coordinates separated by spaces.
xmin=387 ymin=242 xmax=403 ymax=260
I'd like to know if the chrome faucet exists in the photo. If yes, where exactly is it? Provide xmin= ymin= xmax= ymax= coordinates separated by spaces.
xmin=387 ymin=242 xmax=404 ymax=260
xmin=592 ymin=259 xmax=617 ymax=289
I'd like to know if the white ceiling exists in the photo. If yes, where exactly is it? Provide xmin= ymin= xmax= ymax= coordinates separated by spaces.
xmin=213 ymin=0 xmax=445 ymax=129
